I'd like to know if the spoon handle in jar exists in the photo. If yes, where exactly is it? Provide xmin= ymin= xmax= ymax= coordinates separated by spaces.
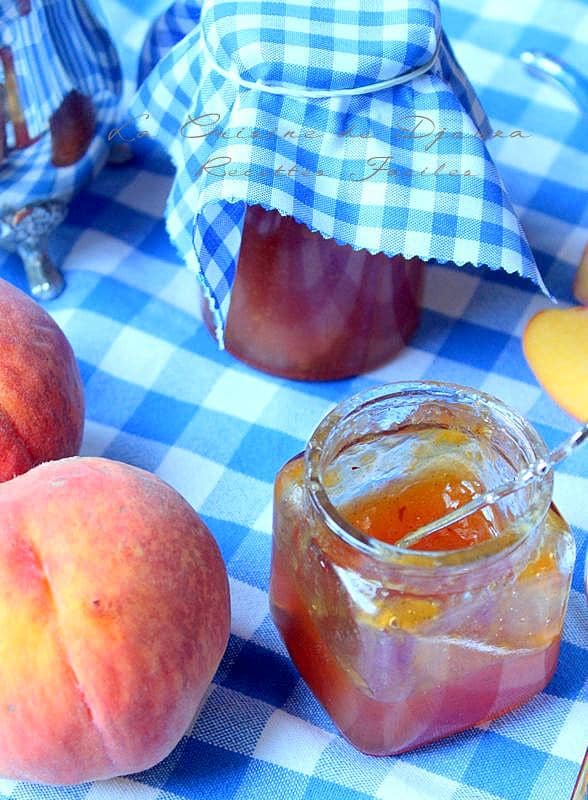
xmin=570 ymin=748 xmax=588 ymax=800
xmin=396 ymin=424 xmax=588 ymax=549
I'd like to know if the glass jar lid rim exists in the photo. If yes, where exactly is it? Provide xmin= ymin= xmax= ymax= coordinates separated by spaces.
xmin=305 ymin=380 xmax=552 ymax=569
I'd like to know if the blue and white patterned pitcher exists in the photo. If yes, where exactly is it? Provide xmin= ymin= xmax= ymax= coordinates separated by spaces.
xmin=0 ymin=0 xmax=121 ymax=299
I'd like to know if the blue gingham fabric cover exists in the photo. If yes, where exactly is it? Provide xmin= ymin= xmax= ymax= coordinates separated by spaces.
xmin=0 ymin=0 xmax=121 ymax=214
xmin=0 ymin=0 xmax=587 ymax=799
xmin=131 ymin=0 xmax=548 ymax=341
xmin=138 ymin=0 xmax=199 ymax=85
xmin=87 ymin=0 xmax=174 ymax=92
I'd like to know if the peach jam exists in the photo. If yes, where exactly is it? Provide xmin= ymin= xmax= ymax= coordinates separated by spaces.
xmin=203 ymin=205 xmax=424 ymax=381
xmin=270 ymin=382 xmax=575 ymax=754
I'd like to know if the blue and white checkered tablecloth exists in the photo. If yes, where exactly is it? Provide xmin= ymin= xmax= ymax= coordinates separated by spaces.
xmin=0 ymin=1 xmax=587 ymax=799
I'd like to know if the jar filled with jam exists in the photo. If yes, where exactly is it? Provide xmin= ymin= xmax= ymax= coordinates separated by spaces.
xmin=136 ymin=1 xmax=547 ymax=384
xmin=202 ymin=207 xmax=425 ymax=381
xmin=270 ymin=382 xmax=575 ymax=755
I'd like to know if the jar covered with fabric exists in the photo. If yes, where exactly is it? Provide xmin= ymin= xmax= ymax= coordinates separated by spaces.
xmin=135 ymin=0 xmax=546 ymax=380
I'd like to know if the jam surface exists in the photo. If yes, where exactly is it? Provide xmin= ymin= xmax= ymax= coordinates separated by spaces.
xmin=340 ymin=467 xmax=498 ymax=552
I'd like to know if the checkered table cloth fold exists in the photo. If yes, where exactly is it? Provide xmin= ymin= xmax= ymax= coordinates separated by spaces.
xmin=131 ymin=0 xmax=547 ymax=342
xmin=0 ymin=1 xmax=586 ymax=799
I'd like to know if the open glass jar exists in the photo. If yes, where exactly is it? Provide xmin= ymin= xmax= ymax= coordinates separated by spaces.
xmin=270 ymin=382 xmax=575 ymax=755
xmin=202 ymin=206 xmax=425 ymax=381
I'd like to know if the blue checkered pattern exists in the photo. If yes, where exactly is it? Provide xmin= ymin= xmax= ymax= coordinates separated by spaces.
xmin=88 ymin=0 xmax=185 ymax=99
xmin=0 ymin=1 xmax=587 ymax=799
xmin=138 ymin=0 xmax=201 ymax=84
xmin=0 ymin=0 xmax=122 ymax=213
xmin=131 ymin=0 xmax=547 ymax=342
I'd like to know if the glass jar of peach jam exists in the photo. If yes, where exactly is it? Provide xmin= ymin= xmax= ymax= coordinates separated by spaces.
xmin=270 ymin=382 xmax=575 ymax=754
xmin=203 ymin=206 xmax=425 ymax=381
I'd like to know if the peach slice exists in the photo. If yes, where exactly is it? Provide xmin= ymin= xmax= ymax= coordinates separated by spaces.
xmin=523 ymin=307 xmax=588 ymax=421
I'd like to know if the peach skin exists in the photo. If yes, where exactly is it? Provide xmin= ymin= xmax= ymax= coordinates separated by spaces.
xmin=0 ymin=278 xmax=84 ymax=481
xmin=0 ymin=457 xmax=231 ymax=785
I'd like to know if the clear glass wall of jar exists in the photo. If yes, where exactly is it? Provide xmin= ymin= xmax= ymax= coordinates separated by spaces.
xmin=202 ymin=206 xmax=425 ymax=381
xmin=270 ymin=382 xmax=575 ymax=755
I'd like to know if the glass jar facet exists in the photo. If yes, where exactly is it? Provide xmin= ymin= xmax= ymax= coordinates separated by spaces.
xmin=270 ymin=383 xmax=575 ymax=754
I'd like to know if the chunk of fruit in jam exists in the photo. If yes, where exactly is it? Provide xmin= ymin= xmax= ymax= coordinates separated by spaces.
xmin=341 ymin=467 xmax=498 ymax=552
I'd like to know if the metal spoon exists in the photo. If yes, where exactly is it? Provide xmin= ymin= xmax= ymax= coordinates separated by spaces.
xmin=519 ymin=51 xmax=587 ymax=800
xmin=396 ymin=424 xmax=588 ymax=549
xmin=520 ymin=50 xmax=588 ymax=112
xmin=399 ymin=54 xmax=588 ymax=551
xmin=571 ymin=748 xmax=588 ymax=800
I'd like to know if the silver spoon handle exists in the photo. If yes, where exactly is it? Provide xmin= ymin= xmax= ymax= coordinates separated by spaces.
xmin=396 ymin=424 xmax=588 ymax=550
xmin=520 ymin=50 xmax=588 ymax=112
xmin=570 ymin=748 xmax=588 ymax=800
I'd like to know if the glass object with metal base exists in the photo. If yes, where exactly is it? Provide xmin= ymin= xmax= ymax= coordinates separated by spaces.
xmin=0 ymin=0 xmax=121 ymax=299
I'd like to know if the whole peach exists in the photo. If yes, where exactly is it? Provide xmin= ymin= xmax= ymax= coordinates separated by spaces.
xmin=0 ymin=278 xmax=84 ymax=482
xmin=0 ymin=457 xmax=230 ymax=784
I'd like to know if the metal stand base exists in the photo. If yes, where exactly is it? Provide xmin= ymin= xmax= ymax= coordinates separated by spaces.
xmin=0 ymin=201 xmax=67 ymax=300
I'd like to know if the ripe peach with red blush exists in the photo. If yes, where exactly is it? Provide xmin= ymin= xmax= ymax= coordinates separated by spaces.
xmin=0 ymin=278 xmax=84 ymax=482
xmin=0 ymin=457 xmax=230 ymax=784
